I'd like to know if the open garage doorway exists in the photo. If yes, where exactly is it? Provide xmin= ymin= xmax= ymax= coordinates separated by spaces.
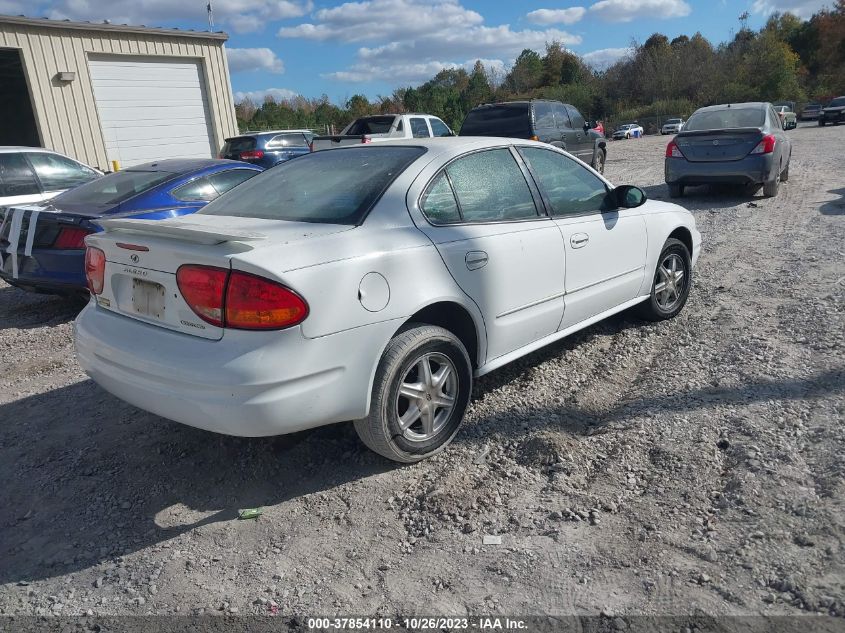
xmin=0 ymin=49 xmax=40 ymax=147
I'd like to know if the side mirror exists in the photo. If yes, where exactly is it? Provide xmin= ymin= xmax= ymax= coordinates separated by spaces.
xmin=583 ymin=122 xmax=590 ymax=131
xmin=612 ymin=185 xmax=647 ymax=209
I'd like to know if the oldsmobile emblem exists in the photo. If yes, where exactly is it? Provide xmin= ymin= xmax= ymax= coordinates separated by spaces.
xmin=712 ymin=140 xmax=719 ymax=146
xmin=130 ymin=254 xmax=140 ymax=263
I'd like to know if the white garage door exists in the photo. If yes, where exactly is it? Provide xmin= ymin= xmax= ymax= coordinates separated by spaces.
xmin=89 ymin=57 xmax=215 ymax=168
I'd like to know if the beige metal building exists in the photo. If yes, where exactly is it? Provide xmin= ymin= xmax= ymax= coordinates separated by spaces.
xmin=0 ymin=14 xmax=238 ymax=170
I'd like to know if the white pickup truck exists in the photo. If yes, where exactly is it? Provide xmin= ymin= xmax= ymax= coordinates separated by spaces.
xmin=311 ymin=113 xmax=454 ymax=150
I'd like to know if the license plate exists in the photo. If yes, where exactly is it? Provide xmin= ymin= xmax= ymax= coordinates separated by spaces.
xmin=131 ymin=278 xmax=166 ymax=319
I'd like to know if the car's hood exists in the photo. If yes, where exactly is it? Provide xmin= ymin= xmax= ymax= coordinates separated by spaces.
xmin=823 ymin=106 xmax=845 ymax=113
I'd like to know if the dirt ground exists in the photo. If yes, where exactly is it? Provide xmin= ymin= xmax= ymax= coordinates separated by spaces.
xmin=0 ymin=123 xmax=843 ymax=623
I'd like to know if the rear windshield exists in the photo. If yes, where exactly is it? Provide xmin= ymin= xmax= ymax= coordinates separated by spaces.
xmin=459 ymin=104 xmax=531 ymax=138
xmin=829 ymin=97 xmax=845 ymax=107
xmin=344 ymin=116 xmax=396 ymax=135
xmin=199 ymin=146 xmax=426 ymax=224
xmin=222 ymin=137 xmax=256 ymax=154
xmin=684 ymin=108 xmax=764 ymax=131
xmin=53 ymin=170 xmax=173 ymax=205
xmin=665 ymin=118 xmax=682 ymax=124
xmin=266 ymin=133 xmax=309 ymax=148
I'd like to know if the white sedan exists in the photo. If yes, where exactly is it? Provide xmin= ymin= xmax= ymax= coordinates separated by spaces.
xmin=0 ymin=147 xmax=100 ymax=208
xmin=612 ymin=124 xmax=644 ymax=140
xmin=74 ymin=138 xmax=700 ymax=463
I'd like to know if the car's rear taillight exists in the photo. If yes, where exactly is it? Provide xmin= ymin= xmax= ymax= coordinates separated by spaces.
xmin=666 ymin=140 xmax=685 ymax=158
xmin=362 ymin=136 xmax=372 ymax=144
xmin=226 ymin=270 xmax=308 ymax=330
xmin=239 ymin=149 xmax=265 ymax=160
xmin=54 ymin=226 xmax=91 ymax=249
xmin=177 ymin=265 xmax=308 ymax=330
xmin=84 ymin=247 xmax=105 ymax=295
xmin=176 ymin=265 xmax=229 ymax=327
xmin=749 ymin=134 xmax=776 ymax=155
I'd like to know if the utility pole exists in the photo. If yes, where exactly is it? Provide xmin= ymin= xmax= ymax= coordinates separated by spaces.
xmin=207 ymin=1 xmax=215 ymax=31
xmin=739 ymin=11 xmax=749 ymax=31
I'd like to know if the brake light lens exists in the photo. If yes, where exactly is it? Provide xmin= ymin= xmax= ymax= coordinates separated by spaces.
xmin=84 ymin=247 xmax=105 ymax=295
xmin=666 ymin=140 xmax=685 ymax=158
xmin=749 ymin=134 xmax=776 ymax=155
xmin=177 ymin=265 xmax=308 ymax=330
xmin=239 ymin=149 xmax=265 ymax=160
xmin=226 ymin=270 xmax=308 ymax=330
xmin=53 ymin=226 xmax=91 ymax=249
xmin=176 ymin=265 xmax=228 ymax=327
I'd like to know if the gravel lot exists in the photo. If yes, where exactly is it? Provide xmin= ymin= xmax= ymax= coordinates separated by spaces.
xmin=1 ymin=123 xmax=843 ymax=622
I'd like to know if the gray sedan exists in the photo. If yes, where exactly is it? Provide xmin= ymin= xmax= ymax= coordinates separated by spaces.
xmin=664 ymin=102 xmax=792 ymax=198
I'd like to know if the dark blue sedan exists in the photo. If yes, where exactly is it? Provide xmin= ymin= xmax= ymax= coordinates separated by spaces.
xmin=219 ymin=130 xmax=313 ymax=169
xmin=0 ymin=159 xmax=262 ymax=296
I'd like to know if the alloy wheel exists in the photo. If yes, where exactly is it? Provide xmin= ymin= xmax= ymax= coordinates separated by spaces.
xmin=395 ymin=352 xmax=458 ymax=442
xmin=654 ymin=253 xmax=686 ymax=311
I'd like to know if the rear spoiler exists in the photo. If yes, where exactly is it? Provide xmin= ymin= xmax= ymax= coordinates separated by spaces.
xmin=676 ymin=127 xmax=763 ymax=137
xmin=96 ymin=218 xmax=267 ymax=245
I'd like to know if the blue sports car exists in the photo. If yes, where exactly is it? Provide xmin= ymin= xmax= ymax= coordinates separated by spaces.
xmin=0 ymin=158 xmax=262 ymax=296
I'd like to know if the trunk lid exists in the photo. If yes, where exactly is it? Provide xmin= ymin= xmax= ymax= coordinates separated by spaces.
xmin=87 ymin=215 xmax=352 ymax=340
xmin=674 ymin=128 xmax=763 ymax=162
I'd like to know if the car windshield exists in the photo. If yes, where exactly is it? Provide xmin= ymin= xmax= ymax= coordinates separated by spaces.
xmin=52 ymin=170 xmax=174 ymax=205
xmin=459 ymin=104 xmax=531 ymax=137
xmin=199 ymin=146 xmax=426 ymax=224
xmin=684 ymin=108 xmax=764 ymax=131
xmin=344 ymin=117 xmax=396 ymax=135
xmin=828 ymin=97 xmax=845 ymax=107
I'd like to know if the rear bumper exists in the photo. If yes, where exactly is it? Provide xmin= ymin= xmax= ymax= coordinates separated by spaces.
xmin=665 ymin=154 xmax=775 ymax=186
xmin=0 ymin=248 xmax=87 ymax=293
xmin=74 ymin=304 xmax=399 ymax=437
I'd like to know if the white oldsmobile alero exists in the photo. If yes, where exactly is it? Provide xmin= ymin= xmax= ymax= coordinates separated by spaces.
xmin=74 ymin=138 xmax=701 ymax=463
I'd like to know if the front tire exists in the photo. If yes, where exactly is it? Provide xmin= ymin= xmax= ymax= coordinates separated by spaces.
xmin=354 ymin=324 xmax=472 ymax=463
xmin=819 ymin=120 xmax=825 ymax=127
xmin=636 ymin=238 xmax=692 ymax=322
xmin=592 ymin=149 xmax=606 ymax=174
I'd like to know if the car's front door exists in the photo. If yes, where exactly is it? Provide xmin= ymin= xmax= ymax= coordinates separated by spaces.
xmin=519 ymin=146 xmax=648 ymax=330
xmin=564 ymin=105 xmax=591 ymax=161
xmin=415 ymin=147 xmax=566 ymax=362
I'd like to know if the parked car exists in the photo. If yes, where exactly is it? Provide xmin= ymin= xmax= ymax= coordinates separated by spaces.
xmin=0 ymin=159 xmax=261 ymax=296
xmin=0 ymin=147 xmax=100 ymax=209
xmin=311 ymin=114 xmax=453 ymax=151
xmin=661 ymin=118 xmax=685 ymax=135
xmin=774 ymin=105 xmax=797 ymax=129
xmin=665 ymin=102 xmax=792 ymax=199
xmin=75 ymin=138 xmax=699 ymax=463
xmin=459 ymin=100 xmax=607 ymax=173
xmin=818 ymin=96 xmax=845 ymax=126
xmin=613 ymin=123 xmax=644 ymax=140
xmin=219 ymin=130 xmax=313 ymax=168
xmin=799 ymin=103 xmax=822 ymax=120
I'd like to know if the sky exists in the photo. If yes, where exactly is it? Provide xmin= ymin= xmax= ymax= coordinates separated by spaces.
xmin=3 ymin=0 xmax=833 ymax=104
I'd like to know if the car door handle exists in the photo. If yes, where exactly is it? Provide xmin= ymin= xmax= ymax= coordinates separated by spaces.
xmin=570 ymin=233 xmax=589 ymax=248
xmin=465 ymin=251 xmax=489 ymax=270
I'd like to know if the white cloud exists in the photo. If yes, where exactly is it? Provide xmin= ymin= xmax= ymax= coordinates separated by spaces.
xmin=0 ymin=0 xmax=28 ymax=14
xmin=42 ymin=0 xmax=312 ymax=34
xmin=325 ymin=58 xmax=507 ymax=84
xmin=227 ymin=47 xmax=285 ymax=74
xmin=581 ymin=46 xmax=634 ymax=68
xmin=589 ymin=0 xmax=691 ymax=22
xmin=751 ymin=0 xmax=829 ymax=18
xmin=234 ymin=87 xmax=299 ymax=102
xmin=526 ymin=7 xmax=587 ymax=25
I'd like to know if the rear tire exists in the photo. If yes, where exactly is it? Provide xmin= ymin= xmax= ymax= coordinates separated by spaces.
xmin=636 ymin=238 xmax=692 ymax=322
xmin=668 ymin=183 xmax=684 ymax=198
xmin=781 ymin=162 xmax=790 ymax=182
xmin=592 ymin=150 xmax=606 ymax=174
xmin=354 ymin=324 xmax=472 ymax=463
xmin=763 ymin=170 xmax=780 ymax=197
xmin=819 ymin=120 xmax=825 ymax=127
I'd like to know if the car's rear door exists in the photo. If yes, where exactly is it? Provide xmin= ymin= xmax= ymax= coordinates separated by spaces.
xmin=413 ymin=147 xmax=566 ymax=362
xmin=518 ymin=146 xmax=647 ymax=329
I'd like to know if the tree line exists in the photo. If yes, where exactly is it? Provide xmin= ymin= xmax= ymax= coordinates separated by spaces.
xmin=235 ymin=1 xmax=844 ymax=134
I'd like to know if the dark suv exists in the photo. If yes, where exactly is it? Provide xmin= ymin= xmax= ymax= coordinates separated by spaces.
xmin=819 ymin=96 xmax=845 ymax=126
xmin=459 ymin=100 xmax=607 ymax=173
xmin=219 ymin=130 xmax=314 ymax=168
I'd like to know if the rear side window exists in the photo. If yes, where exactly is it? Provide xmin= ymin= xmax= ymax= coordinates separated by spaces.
xmin=53 ymin=170 xmax=173 ymax=205
xmin=345 ymin=116 xmax=395 ymax=135
xmin=410 ymin=118 xmax=431 ymax=138
xmin=533 ymin=102 xmax=554 ymax=129
xmin=421 ymin=173 xmax=460 ymax=223
xmin=521 ymin=147 xmax=607 ymax=216
xmin=172 ymin=177 xmax=218 ymax=202
xmin=199 ymin=146 xmax=425 ymax=224
xmin=208 ymin=169 xmax=259 ymax=195
xmin=222 ymin=137 xmax=256 ymax=155
xmin=27 ymin=153 xmax=98 ymax=192
xmin=430 ymin=119 xmax=452 ymax=137
xmin=440 ymin=149 xmax=537 ymax=223
xmin=266 ymin=133 xmax=308 ymax=148
xmin=684 ymin=108 xmax=764 ymax=131
xmin=459 ymin=104 xmax=531 ymax=138
xmin=0 ymin=153 xmax=40 ymax=197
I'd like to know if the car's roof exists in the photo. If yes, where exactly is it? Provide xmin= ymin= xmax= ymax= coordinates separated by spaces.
xmin=330 ymin=137 xmax=550 ymax=158
xmin=694 ymin=102 xmax=769 ymax=113
xmin=126 ymin=158 xmax=250 ymax=173
xmin=0 ymin=146 xmax=67 ymax=154
xmin=235 ymin=129 xmax=313 ymax=137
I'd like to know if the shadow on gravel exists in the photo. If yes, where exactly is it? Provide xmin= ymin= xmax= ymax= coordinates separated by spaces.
xmin=641 ymin=183 xmax=758 ymax=206
xmin=820 ymin=188 xmax=845 ymax=216
xmin=0 ymin=380 xmax=393 ymax=586
xmin=0 ymin=284 xmax=83 ymax=330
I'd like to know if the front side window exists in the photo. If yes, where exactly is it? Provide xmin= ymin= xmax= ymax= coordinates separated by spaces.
xmin=420 ymin=172 xmax=460 ymax=224
xmin=430 ymin=119 xmax=452 ymax=137
xmin=410 ymin=118 xmax=431 ymax=138
xmin=443 ymin=149 xmax=537 ymax=223
xmin=27 ymin=152 xmax=97 ymax=191
xmin=172 ymin=177 xmax=218 ymax=202
xmin=199 ymin=146 xmax=425 ymax=224
xmin=521 ymin=147 xmax=608 ymax=216
xmin=565 ymin=105 xmax=585 ymax=130
xmin=0 ymin=153 xmax=40 ymax=197
xmin=552 ymin=103 xmax=571 ymax=129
